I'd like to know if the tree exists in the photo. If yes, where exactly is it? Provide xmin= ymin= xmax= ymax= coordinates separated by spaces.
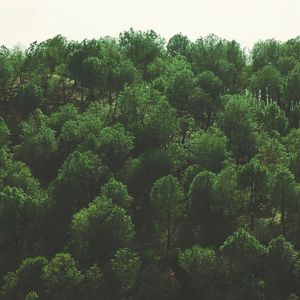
xmin=284 ymin=128 xmax=300 ymax=154
xmin=41 ymin=253 xmax=83 ymax=300
xmin=167 ymin=33 xmax=191 ymax=57
xmin=100 ymin=178 xmax=134 ymax=209
xmin=16 ymin=110 xmax=58 ymax=185
xmin=0 ymin=117 xmax=10 ymax=148
xmin=80 ymin=123 xmax=135 ymax=171
xmin=189 ymin=34 xmax=227 ymax=74
xmin=256 ymin=136 xmax=289 ymax=170
xmin=220 ymin=228 xmax=266 ymax=271
xmin=2 ymin=256 xmax=47 ymax=300
xmin=119 ymin=29 xmax=165 ymax=79
xmin=107 ymin=248 xmax=141 ymax=297
xmin=277 ymin=56 xmax=297 ymax=75
xmin=197 ymin=71 xmax=223 ymax=102
xmin=58 ymin=102 xmax=108 ymax=156
xmin=259 ymin=101 xmax=288 ymax=135
xmin=0 ymin=47 xmax=17 ymax=117
xmin=250 ymin=65 xmax=282 ymax=102
xmin=141 ymin=100 xmax=179 ymax=148
xmin=251 ymin=39 xmax=282 ymax=72
xmin=196 ymin=71 xmax=223 ymax=125
xmin=218 ymin=95 xmax=258 ymax=162
xmin=49 ymin=150 xmax=110 ymax=215
xmin=67 ymin=39 xmax=102 ymax=87
xmin=12 ymin=83 xmax=44 ymax=117
xmin=69 ymin=196 xmax=135 ymax=265
xmin=179 ymin=246 xmax=218 ymax=298
xmin=238 ymin=158 xmax=269 ymax=231
xmin=188 ymin=87 xmax=212 ymax=127
xmin=220 ymin=228 xmax=266 ymax=299
xmin=189 ymin=35 xmax=247 ymax=93
xmin=166 ymin=67 xmax=196 ymax=112
xmin=81 ymin=56 xmax=104 ymax=97
xmin=81 ymin=264 xmax=106 ymax=300
xmin=0 ymin=187 xmax=39 ymax=277
xmin=47 ymin=103 xmax=79 ymax=134
xmin=0 ymin=149 xmax=42 ymax=198
xmin=186 ymin=127 xmax=230 ymax=173
xmin=117 ymin=84 xmax=178 ymax=150
xmin=265 ymin=236 xmax=299 ymax=299
xmin=47 ymin=150 xmax=110 ymax=252
xmin=121 ymin=148 xmax=172 ymax=201
xmin=188 ymin=171 xmax=216 ymax=244
xmin=213 ymin=164 xmax=240 ymax=227
xmin=220 ymin=228 xmax=266 ymax=300
xmin=271 ymin=166 xmax=297 ymax=235
xmin=150 ymin=175 xmax=185 ymax=248
xmin=285 ymin=63 xmax=300 ymax=111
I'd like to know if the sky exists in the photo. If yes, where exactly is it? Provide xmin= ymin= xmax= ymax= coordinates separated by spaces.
xmin=1 ymin=0 xmax=300 ymax=50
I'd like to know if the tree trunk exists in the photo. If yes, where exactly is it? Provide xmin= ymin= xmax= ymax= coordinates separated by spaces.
xmin=166 ymin=198 xmax=171 ymax=250
xmin=281 ymin=208 xmax=286 ymax=236
xmin=250 ymin=211 xmax=255 ymax=232
xmin=250 ymin=186 xmax=255 ymax=232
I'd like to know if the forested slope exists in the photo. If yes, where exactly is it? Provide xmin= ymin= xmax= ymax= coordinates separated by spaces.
xmin=0 ymin=30 xmax=300 ymax=299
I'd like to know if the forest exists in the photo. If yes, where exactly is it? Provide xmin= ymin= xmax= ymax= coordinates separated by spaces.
xmin=0 ymin=29 xmax=300 ymax=299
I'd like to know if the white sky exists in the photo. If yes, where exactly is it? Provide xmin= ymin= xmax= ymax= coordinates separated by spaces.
xmin=1 ymin=0 xmax=300 ymax=50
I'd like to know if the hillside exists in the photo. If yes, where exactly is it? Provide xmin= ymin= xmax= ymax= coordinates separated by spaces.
xmin=0 ymin=30 xmax=300 ymax=299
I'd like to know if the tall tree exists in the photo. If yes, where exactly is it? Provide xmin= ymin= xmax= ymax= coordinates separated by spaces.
xmin=150 ymin=175 xmax=185 ymax=249
xmin=271 ymin=166 xmax=297 ymax=235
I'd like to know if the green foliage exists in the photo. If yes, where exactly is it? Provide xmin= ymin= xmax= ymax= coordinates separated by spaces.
xmin=69 ymin=196 xmax=135 ymax=265
xmin=16 ymin=110 xmax=58 ymax=184
xmin=271 ymin=166 xmax=297 ymax=235
xmin=47 ymin=104 xmax=79 ymax=133
xmin=108 ymin=248 xmax=141 ymax=296
xmin=188 ymin=171 xmax=215 ymax=218
xmin=81 ymin=264 xmax=106 ymax=300
xmin=238 ymin=158 xmax=269 ymax=231
xmin=150 ymin=175 xmax=185 ymax=248
xmin=213 ymin=164 xmax=240 ymax=218
xmin=81 ymin=123 xmax=134 ymax=171
xmin=100 ymin=178 xmax=134 ymax=209
xmin=41 ymin=253 xmax=83 ymax=300
xmin=119 ymin=29 xmax=165 ymax=77
xmin=179 ymin=246 xmax=217 ymax=282
xmin=0 ymin=118 xmax=10 ymax=147
xmin=25 ymin=291 xmax=39 ymax=300
xmin=251 ymin=39 xmax=282 ymax=71
xmin=265 ymin=236 xmax=299 ymax=299
xmin=167 ymin=33 xmax=191 ymax=57
xmin=286 ymin=63 xmax=300 ymax=107
xmin=250 ymin=65 xmax=282 ymax=101
xmin=0 ymin=149 xmax=42 ymax=197
xmin=117 ymin=84 xmax=179 ymax=150
xmin=12 ymin=83 xmax=44 ymax=116
xmin=121 ymin=148 xmax=173 ymax=199
xmin=2 ymin=256 xmax=47 ymax=300
xmin=0 ymin=32 xmax=300 ymax=300
xmin=179 ymin=246 xmax=218 ymax=298
xmin=259 ymin=101 xmax=288 ymax=135
xmin=220 ymin=228 xmax=266 ymax=273
xmin=187 ymin=127 xmax=230 ymax=172
xmin=166 ymin=67 xmax=196 ymax=111
xmin=49 ymin=150 xmax=110 ymax=214
xmin=0 ymin=187 xmax=40 ymax=276
xmin=218 ymin=95 xmax=258 ymax=162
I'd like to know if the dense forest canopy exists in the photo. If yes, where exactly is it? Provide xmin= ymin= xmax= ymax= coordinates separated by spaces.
xmin=0 ymin=29 xmax=300 ymax=299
